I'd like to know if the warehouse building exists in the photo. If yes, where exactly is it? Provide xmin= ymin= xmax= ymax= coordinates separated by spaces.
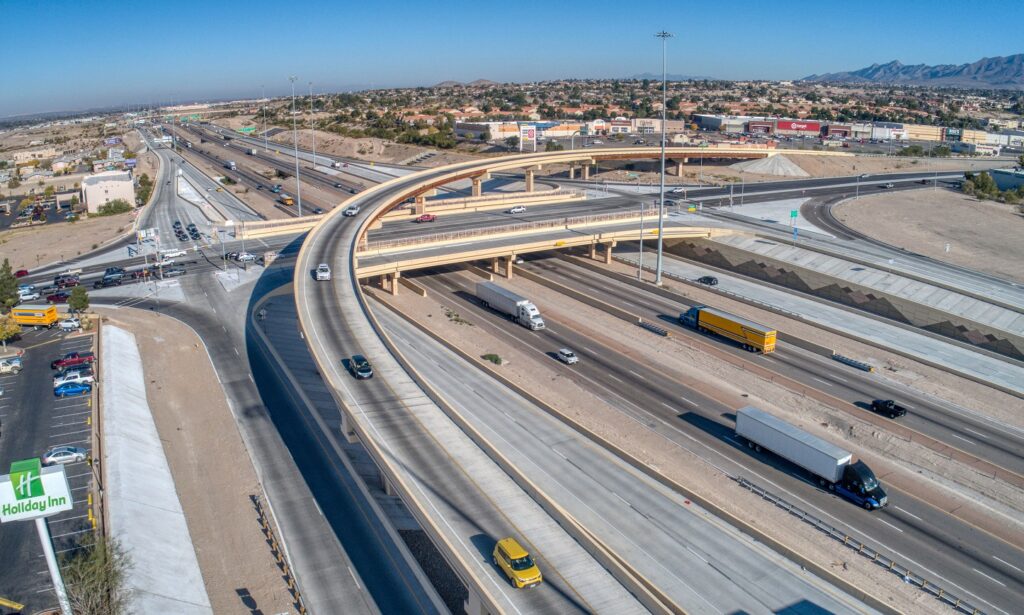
xmin=81 ymin=170 xmax=135 ymax=214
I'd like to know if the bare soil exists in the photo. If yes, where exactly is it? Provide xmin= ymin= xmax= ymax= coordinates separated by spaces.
xmin=833 ymin=189 xmax=1024 ymax=283
xmin=0 ymin=210 xmax=136 ymax=270
xmin=376 ymin=276 xmax=935 ymax=614
xmin=99 ymin=308 xmax=295 ymax=615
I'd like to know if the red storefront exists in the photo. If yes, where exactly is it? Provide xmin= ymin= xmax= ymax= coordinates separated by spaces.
xmin=775 ymin=119 xmax=821 ymax=136
xmin=747 ymin=120 xmax=774 ymax=134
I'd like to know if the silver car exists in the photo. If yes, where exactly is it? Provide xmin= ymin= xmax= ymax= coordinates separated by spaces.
xmin=557 ymin=348 xmax=579 ymax=365
xmin=42 ymin=446 xmax=88 ymax=466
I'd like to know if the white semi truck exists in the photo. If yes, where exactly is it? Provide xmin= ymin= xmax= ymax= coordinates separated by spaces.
xmin=476 ymin=281 xmax=545 ymax=330
xmin=735 ymin=406 xmax=888 ymax=510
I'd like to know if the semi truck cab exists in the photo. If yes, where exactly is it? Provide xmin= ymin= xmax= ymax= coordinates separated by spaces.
xmin=679 ymin=307 xmax=701 ymax=328
xmin=834 ymin=461 xmax=888 ymax=510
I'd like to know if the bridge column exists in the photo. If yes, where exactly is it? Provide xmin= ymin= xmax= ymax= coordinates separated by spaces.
xmin=382 ymin=476 xmax=398 ymax=497
xmin=464 ymin=591 xmax=491 ymax=615
xmin=471 ymin=177 xmax=482 ymax=197
xmin=505 ymin=256 xmax=514 ymax=279
xmin=390 ymin=272 xmax=400 ymax=296
xmin=491 ymin=257 xmax=500 ymax=273
xmin=341 ymin=413 xmax=358 ymax=444
xmin=589 ymin=243 xmax=597 ymax=260
xmin=677 ymin=160 xmax=685 ymax=176
xmin=582 ymin=164 xmax=590 ymax=180
xmin=568 ymin=164 xmax=576 ymax=180
xmin=604 ymin=241 xmax=614 ymax=264
xmin=525 ymin=169 xmax=535 ymax=192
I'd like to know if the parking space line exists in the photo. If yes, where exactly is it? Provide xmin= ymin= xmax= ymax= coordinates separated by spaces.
xmin=52 ymin=410 xmax=91 ymax=419
xmin=49 ymin=440 xmax=89 ymax=448
xmin=49 ymin=429 xmax=91 ymax=439
xmin=71 ymin=485 xmax=91 ymax=492
xmin=49 ymin=514 xmax=88 ymax=523
xmin=51 ymin=528 xmax=92 ymax=540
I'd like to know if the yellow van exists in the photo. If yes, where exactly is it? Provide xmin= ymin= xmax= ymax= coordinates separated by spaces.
xmin=11 ymin=304 xmax=58 ymax=328
xmin=492 ymin=537 xmax=543 ymax=588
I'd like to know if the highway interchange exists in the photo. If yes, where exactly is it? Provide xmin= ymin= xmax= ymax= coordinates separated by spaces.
xmin=14 ymin=125 xmax=1023 ymax=614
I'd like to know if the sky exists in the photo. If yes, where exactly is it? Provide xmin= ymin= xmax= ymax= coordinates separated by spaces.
xmin=2 ymin=0 xmax=1022 ymax=118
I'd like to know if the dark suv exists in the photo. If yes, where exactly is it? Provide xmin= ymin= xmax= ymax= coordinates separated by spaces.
xmin=697 ymin=275 xmax=719 ymax=286
xmin=349 ymin=354 xmax=374 ymax=379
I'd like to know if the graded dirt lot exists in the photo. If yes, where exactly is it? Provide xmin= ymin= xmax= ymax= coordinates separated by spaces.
xmin=0 ymin=209 xmax=136 ymax=270
xmin=834 ymin=188 xmax=1024 ymax=283
xmin=99 ymin=308 xmax=295 ymax=615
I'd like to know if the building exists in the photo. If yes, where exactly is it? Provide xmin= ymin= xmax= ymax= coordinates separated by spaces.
xmin=871 ymin=122 xmax=907 ymax=141
xmin=991 ymin=168 xmax=1024 ymax=191
xmin=905 ymin=124 xmax=944 ymax=142
xmin=774 ymin=119 xmax=821 ymax=137
xmin=952 ymin=142 xmax=1001 ymax=156
xmin=608 ymin=118 xmax=632 ymax=134
xmin=11 ymin=146 xmax=57 ymax=163
xmin=81 ymin=170 xmax=135 ymax=214
xmin=822 ymin=124 xmax=852 ymax=138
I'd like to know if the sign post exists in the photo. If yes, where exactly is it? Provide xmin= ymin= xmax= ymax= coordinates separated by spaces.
xmin=790 ymin=210 xmax=798 ymax=226
xmin=1 ymin=459 xmax=75 ymax=615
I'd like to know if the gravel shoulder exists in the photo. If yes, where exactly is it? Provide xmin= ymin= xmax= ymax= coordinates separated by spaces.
xmin=833 ymin=188 xmax=1024 ymax=284
xmin=98 ymin=307 xmax=295 ymax=615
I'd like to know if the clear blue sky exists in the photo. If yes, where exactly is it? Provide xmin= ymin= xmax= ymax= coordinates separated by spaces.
xmin=2 ymin=0 xmax=1021 ymax=118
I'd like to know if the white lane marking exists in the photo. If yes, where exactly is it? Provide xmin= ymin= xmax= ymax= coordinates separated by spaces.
xmin=831 ymin=375 xmax=848 ymax=383
xmin=679 ymin=396 xmax=695 ymax=406
xmin=611 ymin=491 xmax=631 ymax=507
xmin=686 ymin=546 xmax=709 ymax=565
xmin=972 ymin=568 xmax=1007 ymax=587
xmin=812 ymin=377 xmax=832 ymax=387
xmin=233 ymin=347 xmax=240 ymax=357
xmin=950 ymin=433 xmax=975 ymax=446
xmin=962 ymin=427 xmax=989 ymax=439
xmin=607 ymin=373 xmax=623 ymax=384
xmin=894 ymin=506 xmax=922 ymax=522
xmin=876 ymin=518 xmax=903 ymax=533
xmin=660 ymin=402 xmax=675 ymax=411
xmin=993 ymin=556 xmax=1023 ymax=573
xmin=628 ymin=369 xmax=647 ymax=381
xmin=581 ymin=346 xmax=595 ymax=354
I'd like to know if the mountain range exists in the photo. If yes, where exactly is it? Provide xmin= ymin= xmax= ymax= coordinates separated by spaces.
xmin=802 ymin=54 xmax=1024 ymax=89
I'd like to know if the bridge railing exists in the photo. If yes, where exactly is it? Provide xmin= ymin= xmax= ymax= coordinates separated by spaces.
xmin=359 ymin=208 xmax=648 ymax=253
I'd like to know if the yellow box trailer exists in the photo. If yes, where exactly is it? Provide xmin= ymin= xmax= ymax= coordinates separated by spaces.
xmin=679 ymin=306 xmax=776 ymax=353
xmin=11 ymin=304 xmax=59 ymax=328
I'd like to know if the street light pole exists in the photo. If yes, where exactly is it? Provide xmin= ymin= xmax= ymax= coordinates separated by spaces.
xmin=290 ymin=76 xmax=303 ymax=217
xmin=309 ymin=82 xmax=316 ymax=171
xmin=262 ymin=85 xmax=268 ymax=153
xmin=654 ymin=30 xmax=672 ymax=286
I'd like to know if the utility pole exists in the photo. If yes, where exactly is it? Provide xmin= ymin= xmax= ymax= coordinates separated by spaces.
xmin=262 ymin=85 xmax=269 ymax=153
xmin=290 ymin=76 xmax=303 ymax=217
xmin=654 ymin=30 xmax=672 ymax=286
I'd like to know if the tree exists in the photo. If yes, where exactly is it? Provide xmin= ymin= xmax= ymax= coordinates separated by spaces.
xmin=44 ymin=185 xmax=55 ymax=197
xmin=68 ymin=285 xmax=89 ymax=313
xmin=0 ymin=259 xmax=17 ymax=312
xmin=7 ymin=177 xmax=19 ymax=189
xmin=545 ymin=140 xmax=564 ymax=152
xmin=504 ymin=136 xmax=520 ymax=150
xmin=61 ymin=534 xmax=131 ymax=615
xmin=1018 ymin=153 xmax=1024 ymax=169
xmin=0 ymin=314 xmax=19 ymax=350
xmin=94 ymin=199 xmax=132 ymax=216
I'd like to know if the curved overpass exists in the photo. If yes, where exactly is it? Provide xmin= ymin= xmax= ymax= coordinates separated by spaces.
xmin=293 ymin=149 xmax=861 ymax=614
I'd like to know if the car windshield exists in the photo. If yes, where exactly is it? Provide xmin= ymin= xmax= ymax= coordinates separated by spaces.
xmin=509 ymin=555 xmax=535 ymax=571
xmin=862 ymin=474 xmax=879 ymax=491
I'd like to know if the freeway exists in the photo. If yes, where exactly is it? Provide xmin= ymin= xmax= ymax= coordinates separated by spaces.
xmin=295 ymin=164 xmax=649 ymax=613
xmin=528 ymin=255 xmax=1024 ymax=475
xmin=410 ymin=264 xmax=1024 ymax=615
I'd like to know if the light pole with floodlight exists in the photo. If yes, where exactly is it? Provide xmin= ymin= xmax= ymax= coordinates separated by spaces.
xmin=290 ymin=76 xmax=303 ymax=216
xmin=654 ymin=30 xmax=672 ymax=286
xmin=309 ymin=82 xmax=317 ymax=171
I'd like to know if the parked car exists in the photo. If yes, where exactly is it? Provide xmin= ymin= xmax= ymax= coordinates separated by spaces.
xmin=54 ymin=370 xmax=95 ymax=387
xmin=51 ymin=351 xmax=95 ymax=370
xmin=348 ymin=354 xmax=373 ymax=379
xmin=493 ymin=537 xmax=543 ymax=589
xmin=696 ymin=275 xmax=719 ymax=286
xmin=18 ymin=283 xmax=35 ymax=293
xmin=0 ymin=358 xmax=22 ymax=375
xmin=415 ymin=214 xmax=437 ymax=223
xmin=315 ymin=264 xmax=332 ymax=281
xmin=41 ymin=446 xmax=88 ymax=466
xmin=236 ymin=252 xmax=256 ymax=263
xmin=55 ymin=365 xmax=93 ymax=381
xmin=556 ymin=348 xmax=578 ymax=365
xmin=54 ymin=381 xmax=92 ymax=398
xmin=507 ymin=206 xmax=527 ymax=214
xmin=58 ymin=318 xmax=82 ymax=332
xmin=343 ymin=205 xmax=360 ymax=217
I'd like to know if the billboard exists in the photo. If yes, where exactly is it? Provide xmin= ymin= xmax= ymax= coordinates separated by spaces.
xmin=124 ymin=158 xmax=137 ymax=168
xmin=944 ymin=127 xmax=962 ymax=142
xmin=0 ymin=459 xmax=74 ymax=523
xmin=104 ymin=137 xmax=122 ymax=146
xmin=776 ymin=120 xmax=821 ymax=132
xmin=519 ymin=124 xmax=537 ymax=152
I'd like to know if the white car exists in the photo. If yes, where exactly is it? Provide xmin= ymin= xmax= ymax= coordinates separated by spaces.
xmin=18 ymin=290 xmax=41 ymax=302
xmin=592 ymin=140 xmax=603 ymax=145
xmin=507 ymin=206 xmax=527 ymax=214
xmin=58 ymin=318 xmax=82 ymax=332
xmin=343 ymin=205 xmax=360 ymax=217
xmin=161 ymin=249 xmax=187 ymax=259
xmin=557 ymin=348 xmax=579 ymax=365
xmin=237 ymin=252 xmax=256 ymax=263
xmin=315 ymin=264 xmax=332 ymax=281
xmin=54 ymin=371 xmax=95 ymax=387
xmin=41 ymin=446 xmax=88 ymax=466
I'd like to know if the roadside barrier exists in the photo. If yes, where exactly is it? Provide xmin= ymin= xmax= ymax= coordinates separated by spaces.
xmin=833 ymin=353 xmax=876 ymax=372
xmin=735 ymin=477 xmax=985 ymax=615
xmin=251 ymin=494 xmax=307 ymax=615
xmin=638 ymin=321 xmax=670 ymax=337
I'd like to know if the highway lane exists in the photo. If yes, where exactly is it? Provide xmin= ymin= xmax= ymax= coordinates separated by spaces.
xmin=373 ymin=303 xmax=877 ymax=614
xmin=528 ymin=256 xmax=1024 ymax=475
xmin=413 ymin=266 xmax=1024 ymax=615
xmin=297 ymin=167 xmax=647 ymax=613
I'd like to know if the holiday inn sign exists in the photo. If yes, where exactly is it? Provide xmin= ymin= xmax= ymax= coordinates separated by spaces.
xmin=0 ymin=458 xmax=74 ymax=522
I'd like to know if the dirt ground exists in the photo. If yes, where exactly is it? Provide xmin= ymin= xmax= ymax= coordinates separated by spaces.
xmin=834 ymin=189 xmax=1024 ymax=283
xmin=99 ymin=307 xmax=295 ymax=615
xmin=376 ymin=277 xmax=938 ymax=614
xmin=0 ymin=209 xmax=136 ymax=270
xmin=556 ymin=154 xmax=1007 ymax=187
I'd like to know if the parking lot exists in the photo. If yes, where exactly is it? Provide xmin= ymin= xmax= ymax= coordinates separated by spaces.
xmin=0 ymin=328 xmax=97 ymax=612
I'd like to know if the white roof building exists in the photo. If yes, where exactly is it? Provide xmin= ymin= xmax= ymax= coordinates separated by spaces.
xmin=81 ymin=170 xmax=134 ymax=214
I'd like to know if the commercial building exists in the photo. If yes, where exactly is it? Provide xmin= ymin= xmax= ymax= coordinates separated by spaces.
xmin=81 ymin=170 xmax=135 ymax=214
xmin=905 ymin=124 xmax=944 ymax=142
xmin=951 ymin=142 xmax=1001 ymax=156
xmin=631 ymin=118 xmax=689 ymax=135
xmin=992 ymin=168 xmax=1024 ymax=191
xmin=871 ymin=122 xmax=907 ymax=141
xmin=774 ymin=119 xmax=822 ymax=137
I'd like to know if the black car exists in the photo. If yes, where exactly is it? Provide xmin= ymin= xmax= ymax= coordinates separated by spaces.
xmin=349 ymin=354 xmax=373 ymax=379
xmin=312 ymin=207 xmax=325 ymax=215
xmin=333 ymin=183 xmax=344 ymax=189
xmin=697 ymin=276 xmax=719 ymax=286
xmin=173 ymin=220 xmax=183 ymax=229
xmin=93 ymin=278 xmax=122 ymax=289
xmin=176 ymin=233 xmax=188 ymax=242
xmin=870 ymin=399 xmax=907 ymax=419
xmin=256 ymin=184 xmax=264 ymax=190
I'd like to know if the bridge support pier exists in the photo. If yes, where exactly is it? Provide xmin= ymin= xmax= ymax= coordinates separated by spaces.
xmin=604 ymin=241 xmax=615 ymax=264
xmin=382 ymin=476 xmax=398 ymax=497
xmin=677 ymin=160 xmax=685 ymax=176
xmin=464 ymin=591 xmax=491 ymax=615
xmin=568 ymin=164 xmax=576 ymax=180
xmin=471 ymin=177 xmax=482 ymax=197
xmin=491 ymin=257 xmax=500 ymax=273
xmin=341 ymin=412 xmax=358 ymax=444
xmin=589 ymin=243 xmax=597 ymax=260
xmin=505 ymin=256 xmax=514 ymax=279
xmin=525 ymin=169 xmax=535 ymax=192
xmin=582 ymin=165 xmax=590 ymax=180
xmin=390 ymin=272 xmax=400 ymax=296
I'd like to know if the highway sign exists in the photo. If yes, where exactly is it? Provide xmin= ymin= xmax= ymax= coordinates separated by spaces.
xmin=790 ymin=210 xmax=798 ymax=218
xmin=237 ymin=127 xmax=256 ymax=134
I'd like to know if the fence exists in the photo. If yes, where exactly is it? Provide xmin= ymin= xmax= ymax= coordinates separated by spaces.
xmin=735 ymin=477 xmax=986 ymax=615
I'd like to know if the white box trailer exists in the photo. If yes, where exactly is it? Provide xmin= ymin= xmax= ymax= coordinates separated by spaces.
xmin=476 ymin=281 xmax=545 ymax=330
xmin=736 ymin=406 xmax=851 ymax=483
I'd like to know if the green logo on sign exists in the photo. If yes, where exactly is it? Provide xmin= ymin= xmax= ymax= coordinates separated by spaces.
xmin=10 ymin=459 xmax=44 ymax=500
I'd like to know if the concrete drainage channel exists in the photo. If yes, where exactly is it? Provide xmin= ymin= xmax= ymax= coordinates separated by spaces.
xmin=735 ymin=477 xmax=985 ymax=615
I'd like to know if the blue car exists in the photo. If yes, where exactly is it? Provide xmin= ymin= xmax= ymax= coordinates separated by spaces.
xmin=54 ymin=381 xmax=92 ymax=398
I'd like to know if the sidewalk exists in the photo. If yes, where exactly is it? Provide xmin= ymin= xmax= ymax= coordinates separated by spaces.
xmin=100 ymin=325 xmax=212 ymax=614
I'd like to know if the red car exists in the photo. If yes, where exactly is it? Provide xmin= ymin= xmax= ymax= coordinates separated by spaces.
xmin=47 ymin=292 xmax=70 ymax=304
xmin=15 ymin=269 xmax=29 ymax=278
xmin=415 ymin=214 xmax=437 ymax=223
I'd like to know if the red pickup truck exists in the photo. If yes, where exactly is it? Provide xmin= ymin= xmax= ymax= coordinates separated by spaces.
xmin=51 ymin=351 xmax=96 ymax=370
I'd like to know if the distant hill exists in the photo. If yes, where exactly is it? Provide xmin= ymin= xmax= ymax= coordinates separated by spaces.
xmin=802 ymin=54 xmax=1024 ymax=89
xmin=432 ymin=79 xmax=500 ymax=88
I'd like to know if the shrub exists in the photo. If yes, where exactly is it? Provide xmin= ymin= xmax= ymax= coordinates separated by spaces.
xmin=94 ymin=199 xmax=132 ymax=216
